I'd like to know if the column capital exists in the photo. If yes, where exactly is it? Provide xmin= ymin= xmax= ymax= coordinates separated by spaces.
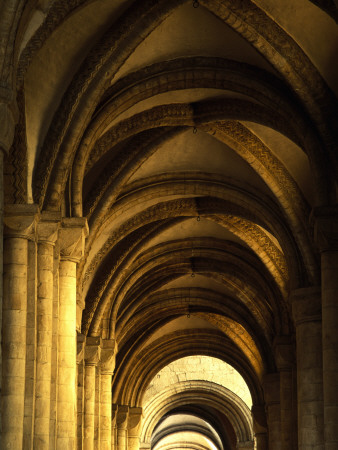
xmin=290 ymin=286 xmax=321 ymax=325
xmin=116 ymin=405 xmax=129 ymax=429
xmin=262 ymin=373 xmax=280 ymax=406
xmin=59 ymin=217 xmax=88 ymax=262
xmin=237 ymin=442 xmax=254 ymax=449
xmin=251 ymin=405 xmax=267 ymax=433
xmin=101 ymin=339 xmax=118 ymax=375
xmin=84 ymin=336 xmax=101 ymax=366
xmin=4 ymin=204 xmax=40 ymax=239
xmin=128 ymin=407 xmax=142 ymax=436
xmin=37 ymin=211 xmax=61 ymax=245
xmin=312 ymin=205 xmax=338 ymax=252
xmin=273 ymin=335 xmax=295 ymax=370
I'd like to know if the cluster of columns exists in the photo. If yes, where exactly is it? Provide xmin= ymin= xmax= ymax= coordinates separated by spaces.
xmin=0 ymin=199 xmax=144 ymax=450
xmin=1 ymin=207 xmax=92 ymax=449
xmin=77 ymin=335 xmax=117 ymax=449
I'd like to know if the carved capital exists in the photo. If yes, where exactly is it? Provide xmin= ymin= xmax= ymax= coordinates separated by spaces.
xmin=313 ymin=206 xmax=338 ymax=252
xmin=59 ymin=217 xmax=88 ymax=262
xmin=84 ymin=336 xmax=101 ymax=366
xmin=4 ymin=204 xmax=40 ymax=239
xmin=37 ymin=211 xmax=61 ymax=245
xmin=116 ymin=405 xmax=129 ymax=430
xmin=251 ymin=405 xmax=267 ymax=433
xmin=273 ymin=335 xmax=295 ymax=370
xmin=128 ymin=407 xmax=143 ymax=436
xmin=112 ymin=404 xmax=118 ymax=426
xmin=237 ymin=442 xmax=254 ymax=450
xmin=290 ymin=286 xmax=321 ymax=326
xmin=262 ymin=373 xmax=280 ymax=405
xmin=101 ymin=339 xmax=117 ymax=375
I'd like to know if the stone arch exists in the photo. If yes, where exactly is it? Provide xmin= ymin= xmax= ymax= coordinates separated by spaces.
xmin=29 ymin=0 xmax=337 ymax=211
xmin=111 ymin=329 xmax=264 ymax=407
xmin=141 ymin=381 xmax=254 ymax=448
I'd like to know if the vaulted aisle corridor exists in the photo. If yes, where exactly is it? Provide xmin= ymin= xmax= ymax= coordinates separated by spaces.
xmin=0 ymin=1 xmax=338 ymax=449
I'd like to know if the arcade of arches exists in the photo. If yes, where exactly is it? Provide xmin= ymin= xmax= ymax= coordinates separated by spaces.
xmin=0 ymin=1 xmax=337 ymax=449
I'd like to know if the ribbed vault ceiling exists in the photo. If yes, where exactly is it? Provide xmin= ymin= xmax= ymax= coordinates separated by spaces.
xmin=11 ymin=0 xmax=338 ymax=445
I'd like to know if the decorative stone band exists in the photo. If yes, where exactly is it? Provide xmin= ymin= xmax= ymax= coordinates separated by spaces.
xmin=0 ymin=95 xmax=17 ymax=155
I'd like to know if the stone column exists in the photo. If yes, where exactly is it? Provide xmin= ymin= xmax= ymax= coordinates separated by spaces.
xmin=84 ymin=337 xmax=101 ymax=450
xmin=128 ymin=407 xmax=143 ymax=450
xmin=57 ymin=217 xmax=88 ymax=449
xmin=251 ymin=405 xmax=268 ymax=450
xmin=77 ymin=333 xmax=86 ymax=449
xmin=2 ymin=204 xmax=39 ymax=448
xmin=100 ymin=339 xmax=117 ymax=450
xmin=116 ymin=405 xmax=129 ymax=450
xmin=263 ymin=373 xmax=282 ymax=450
xmin=314 ymin=207 xmax=338 ymax=450
xmin=274 ymin=336 xmax=296 ymax=450
xmin=112 ymin=404 xmax=118 ymax=449
xmin=34 ymin=212 xmax=60 ymax=448
xmin=291 ymin=286 xmax=324 ymax=450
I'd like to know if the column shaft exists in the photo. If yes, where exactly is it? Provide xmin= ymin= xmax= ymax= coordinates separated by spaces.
xmin=128 ymin=407 xmax=142 ymax=450
xmin=100 ymin=374 xmax=112 ymax=450
xmin=279 ymin=369 xmax=293 ymax=449
xmin=34 ymin=240 xmax=55 ymax=448
xmin=314 ymin=206 xmax=338 ymax=450
xmin=57 ymin=259 xmax=77 ymax=449
xmin=292 ymin=287 xmax=324 ymax=450
xmin=263 ymin=373 xmax=282 ymax=450
xmin=321 ymin=250 xmax=338 ymax=450
xmin=116 ymin=406 xmax=129 ymax=450
xmin=255 ymin=433 xmax=268 ymax=450
xmin=2 ymin=204 xmax=38 ymax=449
xmin=84 ymin=365 xmax=96 ymax=450
xmin=24 ymin=239 xmax=37 ymax=448
xmin=2 ymin=236 xmax=28 ymax=448
xmin=274 ymin=337 xmax=296 ymax=449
